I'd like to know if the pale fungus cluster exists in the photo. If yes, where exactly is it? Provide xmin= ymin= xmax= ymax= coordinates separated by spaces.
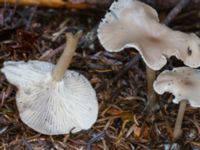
xmin=98 ymin=0 xmax=200 ymax=140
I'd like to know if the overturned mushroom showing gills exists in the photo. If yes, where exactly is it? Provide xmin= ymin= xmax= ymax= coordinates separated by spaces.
xmin=1 ymin=33 xmax=98 ymax=135
xmin=153 ymin=67 xmax=200 ymax=140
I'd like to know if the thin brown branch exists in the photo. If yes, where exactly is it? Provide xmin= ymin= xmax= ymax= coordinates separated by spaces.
xmin=163 ymin=0 xmax=191 ymax=25
xmin=0 ymin=0 xmax=91 ymax=9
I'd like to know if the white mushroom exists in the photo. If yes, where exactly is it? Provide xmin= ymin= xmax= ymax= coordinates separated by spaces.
xmin=98 ymin=0 xmax=200 ymax=70
xmin=153 ymin=67 xmax=200 ymax=140
xmin=1 ymin=33 xmax=98 ymax=135
xmin=154 ymin=67 xmax=200 ymax=107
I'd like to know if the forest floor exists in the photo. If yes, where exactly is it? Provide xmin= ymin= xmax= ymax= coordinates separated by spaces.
xmin=0 ymin=0 xmax=200 ymax=150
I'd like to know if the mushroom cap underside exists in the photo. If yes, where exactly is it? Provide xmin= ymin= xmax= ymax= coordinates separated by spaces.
xmin=1 ymin=61 xmax=98 ymax=135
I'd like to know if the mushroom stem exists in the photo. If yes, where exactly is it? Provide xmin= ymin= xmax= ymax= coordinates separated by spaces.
xmin=52 ymin=32 xmax=82 ymax=81
xmin=173 ymin=99 xmax=187 ymax=141
xmin=146 ymin=66 xmax=158 ymax=111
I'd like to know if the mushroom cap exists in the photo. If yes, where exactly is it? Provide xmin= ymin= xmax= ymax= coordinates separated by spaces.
xmin=1 ymin=61 xmax=98 ymax=135
xmin=153 ymin=67 xmax=200 ymax=107
xmin=97 ymin=0 xmax=200 ymax=70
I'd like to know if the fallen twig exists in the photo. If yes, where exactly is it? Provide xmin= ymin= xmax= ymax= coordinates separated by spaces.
xmin=163 ymin=0 xmax=191 ymax=25
xmin=0 ymin=0 xmax=91 ymax=9
xmin=86 ymin=132 xmax=105 ymax=150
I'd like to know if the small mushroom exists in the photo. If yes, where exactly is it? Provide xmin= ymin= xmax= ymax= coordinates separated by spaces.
xmin=153 ymin=67 xmax=200 ymax=140
xmin=1 ymin=32 xmax=98 ymax=135
xmin=97 ymin=0 xmax=200 ymax=110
